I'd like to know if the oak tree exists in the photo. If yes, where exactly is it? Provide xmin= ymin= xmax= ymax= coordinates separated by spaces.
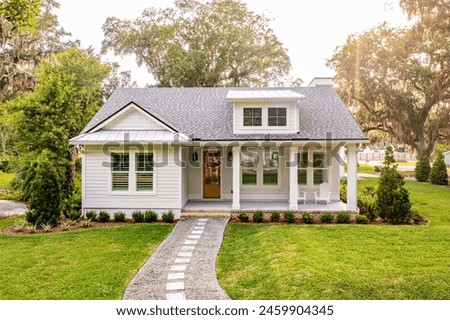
xmin=101 ymin=0 xmax=291 ymax=87
xmin=328 ymin=0 xmax=450 ymax=160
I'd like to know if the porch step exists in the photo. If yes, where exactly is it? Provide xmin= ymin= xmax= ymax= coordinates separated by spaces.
xmin=181 ymin=211 xmax=231 ymax=219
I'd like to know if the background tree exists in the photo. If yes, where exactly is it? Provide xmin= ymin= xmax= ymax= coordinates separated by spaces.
xmin=328 ymin=0 xmax=450 ymax=161
xmin=376 ymin=146 xmax=411 ymax=224
xmin=0 ymin=0 xmax=72 ymax=154
xmin=14 ymin=48 xmax=110 ymax=196
xmin=101 ymin=0 xmax=291 ymax=87
xmin=102 ymin=62 xmax=137 ymax=100
xmin=0 ymin=0 xmax=42 ymax=33
xmin=429 ymin=153 xmax=448 ymax=185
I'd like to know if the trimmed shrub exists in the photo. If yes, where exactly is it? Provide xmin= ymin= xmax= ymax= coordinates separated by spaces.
xmin=337 ymin=212 xmax=351 ymax=224
xmin=61 ymin=191 xmax=82 ymax=219
xmin=114 ymin=211 xmax=126 ymax=222
xmin=85 ymin=210 xmax=97 ymax=222
xmin=356 ymin=214 xmax=368 ymax=224
xmin=28 ymin=150 xmax=62 ymax=226
xmin=357 ymin=186 xmax=378 ymax=221
xmin=270 ymin=211 xmax=280 ymax=222
xmin=320 ymin=213 xmax=334 ymax=224
xmin=237 ymin=212 xmax=249 ymax=222
xmin=376 ymin=147 xmax=411 ymax=224
xmin=68 ymin=210 xmax=81 ymax=221
xmin=340 ymin=178 xmax=347 ymax=202
xmin=285 ymin=211 xmax=295 ymax=224
xmin=98 ymin=210 xmax=110 ymax=222
xmin=253 ymin=210 xmax=263 ymax=223
xmin=429 ymin=153 xmax=448 ymax=185
xmin=301 ymin=213 xmax=313 ymax=224
xmin=410 ymin=209 xmax=426 ymax=224
xmin=162 ymin=210 xmax=175 ymax=223
xmin=144 ymin=210 xmax=158 ymax=222
xmin=132 ymin=210 xmax=144 ymax=223
xmin=415 ymin=156 xmax=431 ymax=182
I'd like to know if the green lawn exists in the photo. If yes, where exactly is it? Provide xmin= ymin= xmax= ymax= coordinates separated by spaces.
xmin=0 ymin=171 xmax=20 ymax=200
xmin=0 ymin=220 xmax=173 ymax=299
xmin=217 ymin=179 xmax=450 ymax=299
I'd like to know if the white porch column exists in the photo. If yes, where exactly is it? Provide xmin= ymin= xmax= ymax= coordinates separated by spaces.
xmin=289 ymin=146 xmax=298 ymax=210
xmin=347 ymin=145 xmax=358 ymax=211
xmin=232 ymin=146 xmax=241 ymax=210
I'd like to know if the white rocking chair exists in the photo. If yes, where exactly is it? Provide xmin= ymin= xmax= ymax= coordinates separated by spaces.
xmin=298 ymin=191 xmax=307 ymax=204
xmin=314 ymin=182 xmax=332 ymax=205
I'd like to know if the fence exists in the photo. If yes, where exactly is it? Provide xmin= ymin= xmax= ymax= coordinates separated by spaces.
xmin=358 ymin=151 xmax=416 ymax=162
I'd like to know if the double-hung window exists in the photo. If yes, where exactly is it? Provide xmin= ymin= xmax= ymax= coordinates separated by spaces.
xmin=313 ymin=153 xmax=327 ymax=185
xmin=136 ymin=153 xmax=154 ymax=191
xmin=243 ymin=108 xmax=262 ymax=126
xmin=241 ymin=149 xmax=258 ymax=185
xmin=268 ymin=108 xmax=287 ymax=126
xmin=263 ymin=150 xmax=279 ymax=185
xmin=111 ymin=153 xmax=129 ymax=191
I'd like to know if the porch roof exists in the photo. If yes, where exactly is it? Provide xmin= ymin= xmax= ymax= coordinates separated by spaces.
xmin=69 ymin=130 xmax=189 ymax=145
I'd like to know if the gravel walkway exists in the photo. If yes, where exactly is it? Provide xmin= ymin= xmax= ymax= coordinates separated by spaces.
xmin=123 ymin=218 xmax=230 ymax=300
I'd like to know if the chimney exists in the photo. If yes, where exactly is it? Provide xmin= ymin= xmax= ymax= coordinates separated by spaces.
xmin=309 ymin=77 xmax=333 ymax=87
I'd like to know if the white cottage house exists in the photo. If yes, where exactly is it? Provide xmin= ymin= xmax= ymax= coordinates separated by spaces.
xmin=444 ymin=151 xmax=450 ymax=167
xmin=70 ymin=78 xmax=368 ymax=218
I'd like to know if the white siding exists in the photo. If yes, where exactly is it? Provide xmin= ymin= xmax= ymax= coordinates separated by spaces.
xmin=83 ymin=145 xmax=181 ymax=217
xmin=181 ymin=147 xmax=189 ymax=206
xmin=103 ymin=108 xmax=167 ymax=131
xmin=233 ymin=101 xmax=298 ymax=134
xmin=444 ymin=153 xmax=450 ymax=167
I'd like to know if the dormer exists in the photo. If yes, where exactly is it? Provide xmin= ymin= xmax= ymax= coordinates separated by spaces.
xmin=226 ymin=89 xmax=304 ymax=134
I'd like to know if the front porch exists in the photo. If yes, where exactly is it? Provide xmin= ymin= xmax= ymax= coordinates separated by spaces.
xmin=182 ymin=200 xmax=348 ymax=212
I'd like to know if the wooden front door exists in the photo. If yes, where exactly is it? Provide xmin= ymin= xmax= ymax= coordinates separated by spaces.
xmin=203 ymin=151 xmax=221 ymax=198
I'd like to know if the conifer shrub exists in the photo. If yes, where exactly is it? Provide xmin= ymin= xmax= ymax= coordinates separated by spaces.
xmin=27 ymin=150 xmax=62 ymax=226
xmin=429 ymin=153 xmax=448 ymax=185
xmin=415 ymin=156 xmax=431 ymax=182
xmin=376 ymin=147 xmax=411 ymax=224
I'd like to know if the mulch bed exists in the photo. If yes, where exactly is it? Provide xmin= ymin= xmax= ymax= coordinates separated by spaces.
xmin=2 ymin=220 xmax=172 ymax=237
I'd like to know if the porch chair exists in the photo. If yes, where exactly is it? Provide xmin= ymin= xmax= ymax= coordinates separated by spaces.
xmin=314 ymin=182 xmax=332 ymax=205
xmin=298 ymin=190 xmax=307 ymax=204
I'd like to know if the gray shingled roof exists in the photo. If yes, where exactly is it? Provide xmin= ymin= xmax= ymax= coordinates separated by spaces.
xmin=81 ymin=86 xmax=367 ymax=141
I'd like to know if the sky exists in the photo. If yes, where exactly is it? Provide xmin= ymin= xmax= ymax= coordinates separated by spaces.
xmin=55 ymin=0 xmax=410 ymax=86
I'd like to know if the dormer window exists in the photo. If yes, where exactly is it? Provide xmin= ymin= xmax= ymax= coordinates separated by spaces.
xmin=243 ymin=108 xmax=262 ymax=126
xmin=268 ymin=108 xmax=286 ymax=126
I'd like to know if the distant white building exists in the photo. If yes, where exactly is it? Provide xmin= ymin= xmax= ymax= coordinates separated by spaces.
xmin=444 ymin=151 xmax=450 ymax=167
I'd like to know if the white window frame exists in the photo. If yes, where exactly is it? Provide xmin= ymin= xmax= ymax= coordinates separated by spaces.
xmin=241 ymin=148 xmax=281 ymax=188
xmin=109 ymin=150 xmax=157 ymax=195
xmin=298 ymin=150 xmax=329 ymax=187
